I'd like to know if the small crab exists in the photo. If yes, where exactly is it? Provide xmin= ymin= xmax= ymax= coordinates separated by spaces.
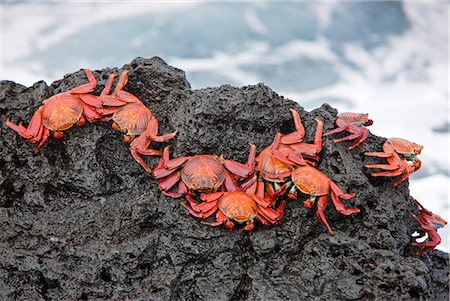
xmin=152 ymin=144 xmax=256 ymax=198
xmin=264 ymin=164 xmax=360 ymax=235
xmin=250 ymin=109 xmax=323 ymax=199
xmin=411 ymin=199 xmax=447 ymax=255
xmin=6 ymin=69 xmax=105 ymax=154
xmin=365 ymin=138 xmax=423 ymax=186
xmin=181 ymin=191 xmax=285 ymax=232
xmin=324 ymin=112 xmax=373 ymax=150
xmin=92 ymin=71 xmax=176 ymax=172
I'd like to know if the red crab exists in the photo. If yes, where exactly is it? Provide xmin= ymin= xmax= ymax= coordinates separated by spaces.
xmin=365 ymin=138 xmax=423 ymax=186
xmin=263 ymin=164 xmax=360 ymax=235
xmin=91 ymin=71 xmax=176 ymax=172
xmin=269 ymin=109 xmax=323 ymax=167
xmin=249 ymin=109 xmax=323 ymax=200
xmin=181 ymin=191 xmax=285 ymax=232
xmin=152 ymin=144 xmax=257 ymax=198
xmin=6 ymin=69 xmax=105 ymax=154
xmin=324 ymin=112 xmax=373 ymax=150
xmin=411 ymin=199 xmax=447 ymax=255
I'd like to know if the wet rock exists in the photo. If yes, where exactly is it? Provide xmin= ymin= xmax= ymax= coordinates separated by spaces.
xmin=0 ymin=57 xmax=448 ymax=300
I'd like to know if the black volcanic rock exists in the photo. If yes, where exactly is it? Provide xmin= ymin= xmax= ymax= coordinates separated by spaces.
xmin=0 ymin=57 xmax=448 ymax=301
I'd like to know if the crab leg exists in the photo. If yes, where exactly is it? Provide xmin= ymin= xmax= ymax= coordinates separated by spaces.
xmin=6 ymin=106 xmax=45 ymax=141
xmin=222 ymin=143 xmax=256 ymax=178
xmin=250 ymin=194 xmax=272 ymax=208
xmin=239 ymin=175 xmax=257 ymax=194
xmin=129 ymin=133 xmax=162 ymax=173
xmin=393 ymin=173 xmax=413 ymax=186
xmin=365 ymin=163 xmax=398 ymax=170
xmin=280 ymin=109 xmax=305 ymax=144
xmin=266 ymin=182 xmax=288 ymax=201
xmin=271 ymin=133 xmax=307 ymax=166
xmin=370 ymin=170 xmax=403 ymax=177
xmin=186 ymin=195 xmax=218 ymax=213
xmin=347 ymin=129 xmax=369 ymax=150
xmin=158 ymin=171 xmax=181 ymax=190
xmin=223 ymin=172 xmax=240 ymax=192
xmin=200 ymin=192 xmax=224 ymax=202
xmin=34 ymin=127 xmax=51 ymax=154
xmin=145 ymin=118 xmax=177 ymax=143
xmin=97 ymin=73 xmax=129 ymax=107
xmin=182 ymin=196 xmax=218 ymax=219
xmin=324 ymin=125 xmax=348 ymax=136
xmin=316 ymin=195 xmax=334 ymax=235
xmin=80 ymin=101 xmax=106 ymax=123
xmin=202 ymin=211 xmax=228 ymax=226
xmin=156 ymin=146 xmax=190 ymax=171
xmin=364 ymin=152 xmax=392 ymax=158
xmin=69 ymin=69 xmax=97 ymax=94
xmin=333 ymin=132 xmax=361 ymax=143
xmin=329 ymin=182 xmax=359 ymax=215
xmin=181 ymin=202 xmax=218 ymax=219
xmin=256 ymin=213 xmax=271 ymax=226
xmin=129 ymin=118 xmax=176 ymax=172
xmin=240 ymin=220 xmax=255 ymax=232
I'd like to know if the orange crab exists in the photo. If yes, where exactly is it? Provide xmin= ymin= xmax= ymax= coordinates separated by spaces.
xmin=91 ymin=71 xmax=176 ymax=172
xmin=262 ymin=164 xmax=360 ymax=235
xmin=324 ymin=112 xmax=373 ymax=150
xmin=6 ymin=69 xmax=105 ymax=154
xmin=248 ymin=109 xmax=323 ymax=200
xmin=181 ymin=191 xmax=285 ymax=232
xmin=364 ymin=138 xmax=423 ymax=186
xmin=289 ymin=165 xmax=360 ymax=234
xmin=411 ymin=199 xmax=447 ymax=255
xmin=152 ymin=144 xmax=256 ymax=198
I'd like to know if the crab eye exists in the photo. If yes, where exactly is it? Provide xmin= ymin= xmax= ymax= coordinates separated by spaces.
xmin=434 ymin=223 xmax=444 ymax=229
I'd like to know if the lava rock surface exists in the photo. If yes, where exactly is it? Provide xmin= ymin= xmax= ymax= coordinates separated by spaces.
xmin=0 ymin=57 xmax=448 ymax=301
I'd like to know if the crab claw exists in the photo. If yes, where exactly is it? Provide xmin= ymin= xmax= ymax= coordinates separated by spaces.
xmin=411 ymin=199 xmax=447 ymax=254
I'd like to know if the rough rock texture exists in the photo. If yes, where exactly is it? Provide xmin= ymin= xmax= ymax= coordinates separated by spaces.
xmin=0 ymin=57 xmax=448 ymax=301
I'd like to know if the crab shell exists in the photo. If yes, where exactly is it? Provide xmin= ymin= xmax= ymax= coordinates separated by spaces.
xmin=217 ymin=192 xmax=259 ymax=223
xmin=181 ymin=155 xmax=226 ymax=193
xmin=337 ymin=112 xmax=373 ymax=127
xmin=256 ymin=144 xmax=295 ymax=182
xmin=112 ymin=102 xmax=154 ymax=138
xmin=42 ymin=95 xmax=84 ymax=132
xmin=387 ymin=138 xmax=423 ymax=155
xmin=291 ymin=165 xmax=330 ymax=197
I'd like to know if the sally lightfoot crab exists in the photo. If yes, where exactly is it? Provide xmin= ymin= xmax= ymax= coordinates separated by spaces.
xmin=6 ymin=69 xmax=105 ymax=154
xmin=92 ymin=71 xmax=176 ymax=172
xmin=250 ymin=109 xmax=323 ymax=200
xmin=153 ymin=144 xmax=256 ymax=198
xmin=411 ymin=199 xmax=447 ymax=255
xmin=262 ymin=164 xmax=360 ymax=234
xmin=324 ymin=112 xmax=373 ymax=150
xmin=181 ymin=191 xmax=285 ymax=232
xmin=365 ymin=138 xmax=423 ymax=186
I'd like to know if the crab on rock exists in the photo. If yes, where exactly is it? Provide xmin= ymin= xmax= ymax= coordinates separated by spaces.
xmin=324 ymin=112 xmax=373 ymax=150
xmin=6 ymin=69 xmax=105 ymax=154
xmin=264 ymin=164 xmax=359 ymax=235
xmin=181 ymin=191 xmax=285 ymax=232
xmin=92 ymin=71 xmax=176 ymax=172
xmin=152 ymin=144 xmax=256 ymax=198
xmin=288 ymin=165 xmax=360 ymax=234
xmin=411 ymin=199 xmax=447 ymax=255
xmin=250 ymin=108 xmax=323 ymax=200
xmin=364 ymin=138 xmax=423 ymax=186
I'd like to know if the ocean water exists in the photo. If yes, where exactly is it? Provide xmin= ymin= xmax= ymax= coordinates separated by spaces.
xmin=1 ymin=1 xmax=448 ymax=252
